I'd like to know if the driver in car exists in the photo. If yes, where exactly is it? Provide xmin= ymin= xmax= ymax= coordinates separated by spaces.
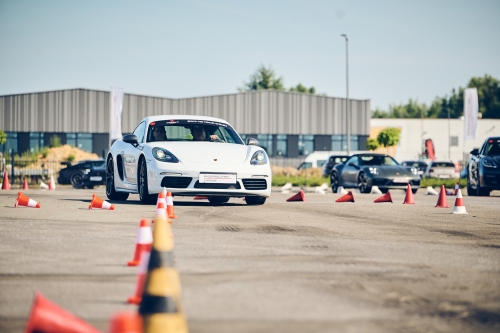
xmin=191 ymin=125 xmax=224 ymax=142
xmin=151 ymin=126 xmax=167 ymax=141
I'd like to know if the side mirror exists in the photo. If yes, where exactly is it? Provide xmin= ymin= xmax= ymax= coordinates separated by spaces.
xmin=348 ymin=162 xmax=355 ymax=167
xmin=123 ymin=134 xmax=139 ymax=147
xmin=470 ymin=148 xmax=479 ymax=156
xmin=246 ymin=137 xmax=259 ymax=146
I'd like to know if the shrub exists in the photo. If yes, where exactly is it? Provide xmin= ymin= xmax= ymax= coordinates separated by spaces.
xmin=67 ymin=154 xmax=75 ymax=162
xmin=49 ymin=135 xmax=61 ymax=148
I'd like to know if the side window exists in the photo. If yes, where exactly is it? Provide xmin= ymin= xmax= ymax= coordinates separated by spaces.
xmin=133 ymin=122 xmax=146 ymax=143
xmin=348 ymin=156 xmax=358 ymax=166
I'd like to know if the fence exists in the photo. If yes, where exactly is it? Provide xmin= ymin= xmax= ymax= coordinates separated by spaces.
xmin=1 ymin=152 xmax=62 ymax=185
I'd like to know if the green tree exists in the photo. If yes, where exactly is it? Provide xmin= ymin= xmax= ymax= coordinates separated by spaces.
xmin=240 ymin=65 xmax=285 ymax=91
xmin=289 ymin=83 xmax=316 ymax=94
xmin=49 ymin=135 xmax=61 ymax=148
xmin=0 ymin=130 xmax=6 ymax=145
xmin=372 ymin=108 xmax=389 ymax=118
xmin=366 ymin=138 xmax=379 ymax=151
xmin=377 ymin=127 xmax=400 ymax=148
xmin=467 ymin=75 xmax=500 ymax=118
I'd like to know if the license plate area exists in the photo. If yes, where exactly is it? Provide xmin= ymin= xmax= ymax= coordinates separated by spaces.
xmin=393 ymin=177 xmax=408 ymax=183
xmin=199 ymin=173 xmax=237 ymax=184
xmin=90 ymin=176 xmax=102 ymax=181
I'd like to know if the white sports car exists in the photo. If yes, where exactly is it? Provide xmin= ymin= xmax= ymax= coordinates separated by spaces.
xmin=106 ymin=115 xmax=272 ymax=205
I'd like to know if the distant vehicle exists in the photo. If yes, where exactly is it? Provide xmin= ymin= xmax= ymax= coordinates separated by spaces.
xmin=401 ymin=160 xmax=428 ymax=176
xmin=467 ymin=136 xmax=500 ymax=196
xmin=298 ymin=150 xmax=368 ymax=171
xmin=424 ymin=161 xmax=459 ymax=179
xmin=330 ymin=153 xmax=420 ymax=194
xmin=57 ymin=159 xmax=105 ymax=188
xmin=322 ymin=155 xmax=349 ymax=178
xmin=81 ymin=166 xmax=106 ymax=189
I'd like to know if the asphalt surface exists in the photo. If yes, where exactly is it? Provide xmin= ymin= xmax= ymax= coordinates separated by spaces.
xmin=0 ymin=186 xmax=499 ymax=333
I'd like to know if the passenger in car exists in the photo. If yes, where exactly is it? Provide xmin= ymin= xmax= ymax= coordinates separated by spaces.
xmin=151 ymin=126 xmax=167 ymax=141
xmin=191 ymin=125 xmax=224 ymax=142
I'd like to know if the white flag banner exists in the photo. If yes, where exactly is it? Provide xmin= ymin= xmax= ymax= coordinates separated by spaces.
xmin=464 ymin=88 xmax=478 ymax=141
xmin=110 ymin=87 xmax=124 ymax=141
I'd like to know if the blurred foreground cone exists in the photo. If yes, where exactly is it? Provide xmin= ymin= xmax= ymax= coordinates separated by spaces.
xmin=40 ymin=181 xmax=49 ymax=190
xmin=108 ymin=312 xmax=143 ymax=333
xmin=426 ymin=186 xmax=438 ymax=196
xmin=435 ymin=185 xmax=450 ymax=208
xmin=371 ymin=186 xmax=382 ymax=194
xmin=281 ymin=182 xmax=292 ymax=192
xmin=89 ymin=193 xmax=115 ymax=210
xmin=128 ymin=219 xmax=152 ymax=266
xmin=138 ymin=214 xmax=188 ymax=332
xmin=452 ymin=189 xmax=468 ymax=214
xmin=153 ymin=201 xmax=168 ymax=224
xmin=127 ymin=249 xmax=151 ymax=305
xmin=315 ymin=186 xmax=326 ymax=194
xmin=23 ymin=292 xmax=101 ymax=333
xmin=166 ymin=192 xmax=178 ymax=219
xmin=336 ymin=191 xmax=355 ymax=203
xmin=337 ymin=186 xmax=348 ymax=194
xmin=374 ymin=191 xmax=392 ymax=203
xmin=403 ymin=184 xmax=416 ymax=204
xmin=48 ymin=175 xmax=56 ymax=190
xmin=286 ymin=190 xmax=306 ymax=202
xmin=193 ymin=196 xmax=208 ymax=200
xmin=15 ymin=192 xmax=40 ymax=208
xmin=23 ymin=178 xmax=29 ymax=190
xmin=156 ymin=190 xmax=167 ymax=208
xmin=2 ymin=170 xmax=10 ymax=190
xmin=453 ymin=182 xmax=460 ymax=196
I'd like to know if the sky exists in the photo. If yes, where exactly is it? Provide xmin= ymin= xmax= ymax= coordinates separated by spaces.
xmin=0 ymin=0 xmax=499 ymax=111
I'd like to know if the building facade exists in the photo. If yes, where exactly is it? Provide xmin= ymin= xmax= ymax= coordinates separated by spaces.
xmin=0 ymin=88 xmax=371 ymax=166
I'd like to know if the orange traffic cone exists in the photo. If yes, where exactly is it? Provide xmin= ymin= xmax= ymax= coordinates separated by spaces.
xmin=128 ymin=219 xmax=152 ymax=266
xmin=193 ymin=196 xmax=208 ymax=200
xmin=435 ymin=185 xmax=450 ymax=208
xmin=453 ymin=182 xmax=460 ymax=196
xmin=286 ymin=190 xmax=306 ymax=202
xmin=156 ymin=190 xmax=167 ymax=207
xmin=335 ymin=191 xmax=355 ymax=203
xmin=23 ymin=178 xmax=29 ymax=190
xmin=451 ymin=189 xmax=468 ymax=214
xmin=23 ymin=292 xmax=101 ymax=333
xmin=2 ymin=170 xmax=10 ymax=190
xmin=108 ymin=312 xmax=143 ymax=333
xmin=403 ymin=184 xmax=416 ymax=204
xmin=374 ymin=191 xmax=392 ymax=203
xmin=89 ymin=193 xmax=115 ymax=210
xmin=15 ymin=192 xmax=41 ymax=208
xmin=48 ymin=175 xmax=56 ymax=190
xmin=166 ymin=191 xmax=178 ymax=219
xmin=127 ymin=249 xmax=151 ymax=305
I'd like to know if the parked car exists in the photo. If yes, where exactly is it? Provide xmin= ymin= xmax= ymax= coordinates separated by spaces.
xmin=106 ymin=115 xmax=272 ymax=205
xmin=401 ymin=160 xmax=428 ymax=176
xmin=57 ymin=159 xmax=105 ymax=188
xmin=424 ymin=161 xmax=460 ymax=179
xmin=330 ymin=153 xmax=420 ymax=194
xmin=322 ymin=154 xmax=349 ymax=177
xmin=81 ymin=166 xmax=106 ymax=189
xmin=467 ymin=136 xmax=500 ymax=196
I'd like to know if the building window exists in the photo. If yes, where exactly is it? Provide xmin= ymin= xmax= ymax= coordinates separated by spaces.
xmin=257 ymin=134 xmax=273 ymax=156
xmin=276 ymin=135 xmax=287 ymax=157
xmin=298 ymin=135 xmax=314 ymax=156
xmin=30 ymin=133 xmax=45 ymax=151
xmin=350 ymin=136 xmax=359 ymax=151
xmin=67 ymin=133 xmax=93 ymax=152
xmin=450 ymin=136 xmax=458 ymax=147
xmin=331 ymin=135 xmax=359 ymax=151
xmin=1 ymin=132 xmax=18 ymax=154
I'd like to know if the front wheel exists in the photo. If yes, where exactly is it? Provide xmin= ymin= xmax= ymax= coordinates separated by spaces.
xmin=138 ymin=158 xmax=156 ymax=204
xmin=358 ymin=172 xmax=372 ymax=194
xmin=330 ymin=171 xmax=339 ymax=193
xmin=70 ymin=172 xmax=84 ymax=188
xmin=245 ymin=196 xmax=266 ymax=205
xmin=106 ymin=157 xmax=129 ymax=201
xmin=208 ymin=196 xmax=230 ymax=205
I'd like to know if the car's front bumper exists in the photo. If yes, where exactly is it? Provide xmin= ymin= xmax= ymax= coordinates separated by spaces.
xmin=480 ymin=167 xmax=500 ymax=190
xmin=368 ymin=176 xmax=421 ymax=190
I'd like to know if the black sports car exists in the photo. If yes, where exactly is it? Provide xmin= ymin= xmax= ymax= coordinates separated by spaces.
xmin=81 ymin=166 xmax=106 ymax=189
xmin=467 ymin=136 xmax=500 ymax=196
xmin=330 ymin=153 xmax=421 ymax=194
xmin=57 ymin=159 xmax=105 ymax=188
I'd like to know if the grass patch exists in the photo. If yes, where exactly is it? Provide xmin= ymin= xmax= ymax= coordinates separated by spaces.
xmin=420 ymin=178 xmax=466 ymax=188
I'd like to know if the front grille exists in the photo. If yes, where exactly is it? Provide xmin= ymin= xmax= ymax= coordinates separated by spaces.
xmin=161 ymin=177 xmax=192 ymax=188
xmin=242 ymin=178 xmax=267 ymax=190
xmin=193 ymin=181 xmax=241 ymax=190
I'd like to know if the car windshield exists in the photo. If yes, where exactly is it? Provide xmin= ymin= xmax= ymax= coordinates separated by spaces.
xmin=146 ymin=119 xmax=244 ymax=144
xmin=485 ymin=139 xmax=500 ymax=156
xmin=432 ymin=162 xmax=455 ymax=168
xmin=359 ymin=155 xmax=399 ymax=166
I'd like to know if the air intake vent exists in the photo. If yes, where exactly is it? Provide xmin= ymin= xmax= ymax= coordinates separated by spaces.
xmin=161 ymin=177 xmax=192 ymax=188
xmin=193 ymin=181 xmax=241 ymax=190
xmin=242 ymin=178 xmax=267 ymax=190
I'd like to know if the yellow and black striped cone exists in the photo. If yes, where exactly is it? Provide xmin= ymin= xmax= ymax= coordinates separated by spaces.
xmin=138 ymin=215 xmax=188 ymax=333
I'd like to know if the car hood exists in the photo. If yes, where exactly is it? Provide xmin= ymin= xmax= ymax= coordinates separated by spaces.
xmin=366 ymin=166 xmax=415 ymax=177
xmin=149 ymin=142 xmax=251 ymax=164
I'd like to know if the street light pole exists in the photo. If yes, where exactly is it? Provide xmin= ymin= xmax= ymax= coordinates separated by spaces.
xmin=448 ymin=107 xmax=451 ymax=160
xmin=341 ymin=34 xmax=350 ymax=156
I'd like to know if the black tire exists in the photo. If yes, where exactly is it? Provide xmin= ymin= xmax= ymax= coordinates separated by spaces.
xmin=330 ymin=171 xmax=339 ymax=193
xmin=86 ymin=185 xmax=95 ymax=189
xmin=245 ymin=196 xmax=266 ymax=205
xmin=358 ymin=172 xmax=372 ymax=194
xmin=476 ymin=180 xmax=490 ymax=196
xmin=138 ymin=158 xmax=156 ymax=204
xmin=106 ymin=156 xmax=129 ymax=201
xmin=208 ymin=196 xmax=230 ymax=205
xmin=380 ymin=188 xmax=389 ymax=194
xmin=412 ymin=188 xmax=418 ymax=194
xmin=70 ymin=172 xmax=84 ymax=188
xmin=467 ymin=172 xmax=476 ymax=196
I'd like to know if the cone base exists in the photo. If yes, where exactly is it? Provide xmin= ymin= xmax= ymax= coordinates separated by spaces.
xmin=452 ymin=207 xmax=468 ymax=214
xmin=127 ymin=296 xmax=141 ymax=305
xmin=127 ymin=260 xmax=139 ymax=266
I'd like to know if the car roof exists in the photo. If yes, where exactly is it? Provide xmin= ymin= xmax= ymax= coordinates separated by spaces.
xmin=142 ymin=115 xmax=230 ymax=125
xmin=352 ymin=153 xmax=390 ymax=157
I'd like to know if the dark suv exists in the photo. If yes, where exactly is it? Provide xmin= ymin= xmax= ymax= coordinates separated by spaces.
xmin=467 ymin=136 xmax=500 ymax=196
xmin=321 ymin=155 xmax=349 ymax=178
xmin=57 ymin=159 xmax=105 ymax=188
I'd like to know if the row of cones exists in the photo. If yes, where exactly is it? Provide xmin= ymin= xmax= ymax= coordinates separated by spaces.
xmin=286 ymin=184 xmax=467 ymax=214
xmin=1 ymin=170 xmax=56 ymax=190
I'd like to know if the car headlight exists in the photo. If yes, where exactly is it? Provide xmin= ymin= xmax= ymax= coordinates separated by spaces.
xmin=410 ymin=167 xmax=419 ymax=175
xmin=250 ymin=150 xmax=268 ymax=165
xmin=152 ymin=147 xmax=179 ymax=163
xmin=368 ymin=167 xmax=379 ymax=175
xmin=482 ymin=158 xmax=498 ymax=168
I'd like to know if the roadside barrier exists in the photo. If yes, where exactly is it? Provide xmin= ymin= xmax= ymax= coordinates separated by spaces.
xmin=336 ymin=191 xmax=355 ymax=203
xmin=24 ymin=292 xmax=101 ymax=333
xmin=15 ymin=192 xmax=41 ymax=208
xmin=435 ymin=185 xmax=450 ymax=208
xmin=403 ymin=184 xmax=416 ymax=204
xmin=89 ymin=194 xmax=115 ymax=210
xmin=128 ymin=219 xmax=153 ymax=266
xmin=452 ymin=189 xmax=468 ymax=214
xmin=286 ymin=190 xmax=306 ymax=202
xmin=374 ymin=191 xmax=393 ymax=203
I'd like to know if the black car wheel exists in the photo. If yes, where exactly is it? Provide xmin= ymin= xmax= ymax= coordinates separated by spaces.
xmin=476 ymin=179 xmax=491 ymax=196
xmin=245 ymin=196 xmax=266 ymax=205
xmin=208 ymin=196 xmax=230 ymax=205
xmin=106 ymin=157 xmax=129 ymax=201
xmin=330 ymin=171 xmax=339 ymax=193
xmin=358 ymin=172 xmax=372 ymax=194
xmin=138 ymin=158 xmax=155 ymax=204
xmin=70 ymin=172 xmax=84 ymax=188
